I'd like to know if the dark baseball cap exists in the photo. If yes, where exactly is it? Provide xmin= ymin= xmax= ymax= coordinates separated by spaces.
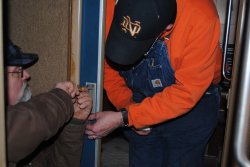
xmin=5 ymin=40 xmax=38 ymax=68
xmin=105 ymin=0 xmax=176 ymax=66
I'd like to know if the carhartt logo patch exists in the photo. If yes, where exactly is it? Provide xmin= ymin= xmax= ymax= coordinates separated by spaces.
xmin=121 ymin=16 xmax=141 ymax=37
xmin=151 ymin=79 xmax=163 ymax=88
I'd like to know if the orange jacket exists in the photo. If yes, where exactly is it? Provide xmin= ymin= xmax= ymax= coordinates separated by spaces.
xmin=104 ymin=0 xmax=222 ymax=129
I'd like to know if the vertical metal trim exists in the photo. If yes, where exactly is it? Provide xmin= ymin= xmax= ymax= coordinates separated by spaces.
xmin=234 ymin=0 xmax=250 ymax=166
xmin=221 ymin=0 xmax=246 ymax=166
xmin=222 ymin=0 xmax=233 ymax=81
xmin=95 ymin=0 xmax=106 ymax=167
xmin=0 ymin=0 xmax=6 ymax=165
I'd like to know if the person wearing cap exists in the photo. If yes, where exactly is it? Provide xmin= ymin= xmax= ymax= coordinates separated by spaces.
xmin=6 ymin=40 xmax=92 ymax=167
xmin=86 ymin=0 xmax=221 ymax=166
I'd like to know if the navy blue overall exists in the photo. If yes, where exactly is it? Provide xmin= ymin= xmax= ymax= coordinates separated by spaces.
xmin=119 ymin=39 xmax=220 ymax=167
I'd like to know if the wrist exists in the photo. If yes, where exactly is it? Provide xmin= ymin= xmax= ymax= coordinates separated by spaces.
xmin=119 ymin=108 xmax=129 ymax=127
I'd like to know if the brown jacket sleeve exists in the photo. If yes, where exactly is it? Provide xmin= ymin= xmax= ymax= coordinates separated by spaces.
xmin=47 ymin=121 xmax=85 ymax=167
xmin=7 ymin=88 xmax=74 ymax=162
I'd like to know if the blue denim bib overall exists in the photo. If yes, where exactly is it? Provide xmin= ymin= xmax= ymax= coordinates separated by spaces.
xmin=118 ymin=39 xmax=220 ymax=167
xmin=120 ymin=40 xmax=175 ymax=103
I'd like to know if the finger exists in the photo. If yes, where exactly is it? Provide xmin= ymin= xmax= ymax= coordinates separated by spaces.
xmin=77 ymin=96 xmax=92 ymax=104
xmin=76 ymin=97 xmax=91 ymax=106
xmin=88 ymin=114 xmax=97 ymax=120
xmin=78 ymin=101 xmax=92 ymax=110
xmin=70 ymin=82 xmax=78 ymax=97
xmin=85 ymin=129 xmax=95 ymax=135
xmin=72 ymin=98 xmax=77 ymax=104
xmin=65 ymin=81 xmax=75 ymax=96
xmin=77 ymin=92 xmax=90 ymax=99
xmin=75 ymin=89 xmax=80 ymax=96
xmin=88 ymin=135 xmax=97 ymax=140
xmin=133 ymin=129 xmax=151 ymax=136
xmin=138 ymin=131 xmax=151 ymax=135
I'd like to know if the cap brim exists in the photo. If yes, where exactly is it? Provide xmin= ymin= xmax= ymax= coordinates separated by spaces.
xmin=105 ymin=22 xmax=155 ymax=66
xmin=7 ymin=53 xmax=38 ymax=68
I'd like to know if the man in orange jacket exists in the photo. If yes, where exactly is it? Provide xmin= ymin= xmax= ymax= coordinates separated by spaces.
xmin=86 ymin=0 xmax=222 ymax=166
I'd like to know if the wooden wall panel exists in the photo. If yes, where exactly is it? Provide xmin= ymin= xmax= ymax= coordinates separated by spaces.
xmin=70 ymin=0 xmax=81 ymax=84
xmin=0 ymin=0 xmax=6 ymax=165
xmin=8 ymin=0 xmax=70 ymax=95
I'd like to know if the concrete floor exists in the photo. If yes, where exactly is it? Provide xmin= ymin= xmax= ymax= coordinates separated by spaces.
xmin=101 ymin=130 xmax=129 ymax=167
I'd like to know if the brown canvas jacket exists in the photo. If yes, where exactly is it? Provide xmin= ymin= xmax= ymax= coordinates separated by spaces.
xmin=7 ymin=88 xmax=85 ymax=167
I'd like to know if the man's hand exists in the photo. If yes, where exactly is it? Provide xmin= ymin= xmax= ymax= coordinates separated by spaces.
xmin=73 ymin=89 xmax=92 ymax=121
xmin=85 ymin=111 xmax=123 ymax=139
xmin=132 ymin=128 xmax=151 ymax=136
xmin=55 ymin=81 xmax=79 ymax=98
